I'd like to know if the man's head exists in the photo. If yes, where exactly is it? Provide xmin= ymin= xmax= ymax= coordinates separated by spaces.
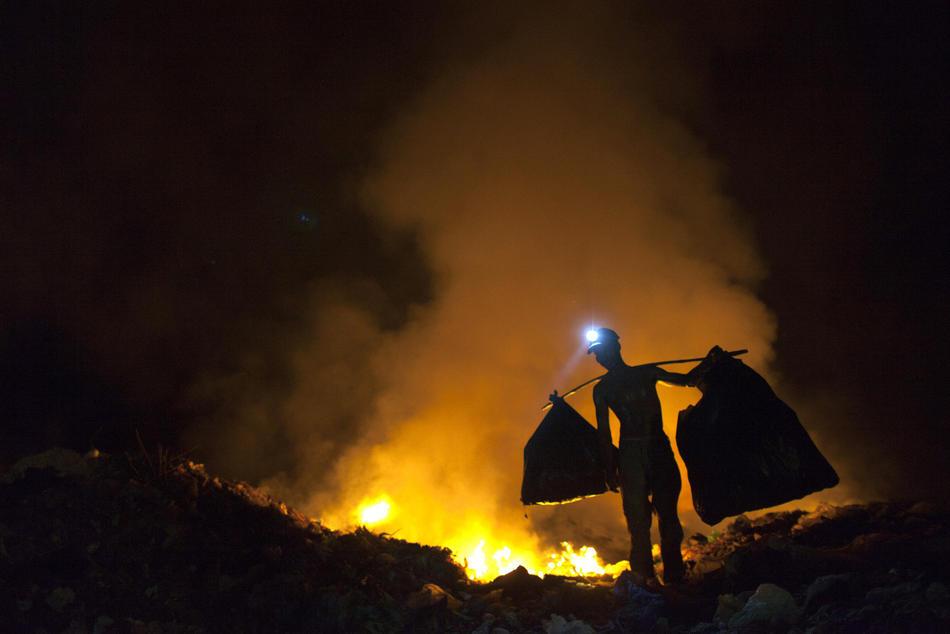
xmin=586 ymin=327 xmax=623 ymax=369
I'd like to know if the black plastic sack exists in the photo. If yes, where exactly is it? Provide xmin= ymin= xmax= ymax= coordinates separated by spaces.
xmin=676 ymin=352 xmax=839 ymax=525
xmin=521 ymin=400 xmax=614 ymax=505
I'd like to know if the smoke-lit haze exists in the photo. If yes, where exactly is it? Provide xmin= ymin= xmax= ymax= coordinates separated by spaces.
xmin=265 ymin=10 xmax=800 ymax=567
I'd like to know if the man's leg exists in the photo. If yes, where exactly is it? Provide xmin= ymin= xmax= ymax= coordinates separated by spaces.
xmin=650 ymin=437 xmax=685 ymax=582
xmin=618 ymin=440 xmax=654 ymax=580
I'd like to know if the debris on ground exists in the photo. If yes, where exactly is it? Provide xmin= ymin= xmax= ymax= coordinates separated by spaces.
xmin=2 ymin=448 xmax=949 ymax=632
xmin=725 ymin=582 xmax=799 ymax=630
xmin=0 ymin=448 xmax=466 ymax=632
xmin=543 ymin=613 xmax=595 ymax=634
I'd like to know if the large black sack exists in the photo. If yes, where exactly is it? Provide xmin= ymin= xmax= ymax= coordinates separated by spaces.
xmin=676 ymin=351 xmax=839 ymax=525
xmin=521 ymin=400 xmax=615 ymax=505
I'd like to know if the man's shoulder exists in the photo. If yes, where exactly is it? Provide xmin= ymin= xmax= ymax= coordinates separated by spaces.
xmin=629 ymin=363 xmax=659 ymax=377
xmin=615 ymin=364 xmax=658 ymax=386
xmin=639 ymin=364 xmax=661 ymax=378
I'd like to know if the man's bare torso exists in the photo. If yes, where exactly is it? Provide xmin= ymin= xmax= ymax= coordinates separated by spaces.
xmin=594 ymin=365 xmax=664 ymax=439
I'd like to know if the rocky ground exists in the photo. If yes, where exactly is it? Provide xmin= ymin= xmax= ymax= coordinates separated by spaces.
xmin=2 ymin=448 xmax=949 ymax=633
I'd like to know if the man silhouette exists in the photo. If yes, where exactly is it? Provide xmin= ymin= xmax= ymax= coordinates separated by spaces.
xmin=553 ymin=328 xmax=701 ymax=585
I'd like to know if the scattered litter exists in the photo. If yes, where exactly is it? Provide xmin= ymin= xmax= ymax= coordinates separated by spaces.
xmin=728 ymin=583 xmax=800 ymax=629
xmin=543 ymin=613 xmax=595 ymax=634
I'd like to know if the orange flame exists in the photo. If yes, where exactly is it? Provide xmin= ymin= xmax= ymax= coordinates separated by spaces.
xmin=343 ymin=495 xmax=636 ymax=581
xmin=357 ymin=496 xmax=392 ymax=525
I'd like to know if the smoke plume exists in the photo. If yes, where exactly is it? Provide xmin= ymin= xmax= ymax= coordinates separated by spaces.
xmin=270 ymin=8 xmax=791 ymax=567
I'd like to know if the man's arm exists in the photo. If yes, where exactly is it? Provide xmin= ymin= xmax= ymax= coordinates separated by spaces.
xmin=593 ymin=383 xmax=620 ymax=491
xmin=653 ymin=345 xmax=725 ymax=387
xmin=653 ymin=365 xmax=697 ymax=387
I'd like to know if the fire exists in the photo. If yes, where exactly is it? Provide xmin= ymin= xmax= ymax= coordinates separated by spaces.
xmin=453 ymin=538 xmax=632 ymax=581
xmin=314 ymin=405 xmax=696 ymax=585
xmin=346 ymin=494 xmax=634 ymax=581
xmin=311 ymin=402 xmax=702 ymax=585
xmin=546 ymin=542 xmax=607 ymax=576
xmin=357 ymin=497 xmax=392 ymax=526
xmin=456 ymin=539 xmax=535 ymax=580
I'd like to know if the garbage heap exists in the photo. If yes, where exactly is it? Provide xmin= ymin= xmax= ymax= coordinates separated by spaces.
xmin=0 ymin=448 xmax=468 ymax=633
xmin=679 ymin=502 xmax=950 ymax=632
xmin=3 ymin=448 xmax=950 ymax=633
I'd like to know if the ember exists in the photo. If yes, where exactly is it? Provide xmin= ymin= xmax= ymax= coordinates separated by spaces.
xmin=357 ymin=497 xmax=392 ymax=525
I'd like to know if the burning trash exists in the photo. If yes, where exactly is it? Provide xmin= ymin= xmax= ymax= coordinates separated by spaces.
xmin=357 ymin=496 xmax=393 ymax=526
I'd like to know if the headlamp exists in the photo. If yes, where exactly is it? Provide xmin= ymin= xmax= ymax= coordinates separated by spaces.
xmin=585 ymin=328 xmax=600 ymax=343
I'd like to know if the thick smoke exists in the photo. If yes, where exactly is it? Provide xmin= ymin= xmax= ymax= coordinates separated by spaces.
xmin=272 ymin=10 xmax=796 ymax=562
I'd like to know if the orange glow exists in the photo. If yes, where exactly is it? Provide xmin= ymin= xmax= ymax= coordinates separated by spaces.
xmin=357 ymin=496 xmax=392 ymax=526
xmin=273 ymin=18 xmax=795 ymax=589
xmin=343 ymin=493 xmax=637 ymax=581
xmin=436 ymin=532 xmax=631 ymax=580
xmin=545 ymin=542 xmax=608 ymax=576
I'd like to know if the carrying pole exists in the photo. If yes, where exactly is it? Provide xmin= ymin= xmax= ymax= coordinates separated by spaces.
xmin=540 ymin=349 xmax=748 ymax=411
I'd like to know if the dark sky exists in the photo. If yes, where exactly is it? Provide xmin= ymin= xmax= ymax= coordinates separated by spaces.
xmin=686 ymin=2 xmax=950 ymax=497
xmin=3 ymin=2 xmax=948 ymax=497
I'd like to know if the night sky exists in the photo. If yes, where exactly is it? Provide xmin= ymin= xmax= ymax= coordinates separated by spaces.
xmin=3 ymin=2 xmax=949 ymax=501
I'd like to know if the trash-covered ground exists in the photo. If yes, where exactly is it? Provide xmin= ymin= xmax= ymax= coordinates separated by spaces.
xmin=2 ymin=448 xmax=949 ymax=633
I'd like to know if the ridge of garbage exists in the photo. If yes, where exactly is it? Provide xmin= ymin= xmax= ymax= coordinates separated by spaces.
xmin=2 ymin=448 xmax=948 ymax=632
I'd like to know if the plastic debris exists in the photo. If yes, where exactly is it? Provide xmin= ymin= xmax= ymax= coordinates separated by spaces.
xmin=543 ymin=613 xmax=596 ymax=634
xmin=728 ymin=583 xmax=800 ymax=630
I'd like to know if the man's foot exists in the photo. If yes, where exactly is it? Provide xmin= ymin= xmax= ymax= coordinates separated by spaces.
xmin=644 ymin=575 xmax=664 ymax=591
xmin=616 ymin=569 xmax=658 ymax=589
xmin=658 ymin=564 xmax=686 ymax=586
